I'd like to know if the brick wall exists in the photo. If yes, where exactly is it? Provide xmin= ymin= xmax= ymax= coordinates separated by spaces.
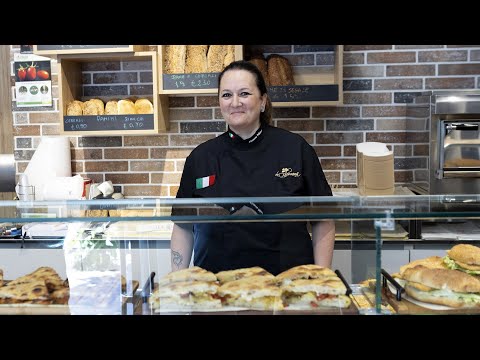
xmin=9 ymin=45 xmax=480 ymax=197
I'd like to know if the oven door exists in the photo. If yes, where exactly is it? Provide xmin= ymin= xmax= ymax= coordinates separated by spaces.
xmin=440 ymin=121 xmax=480 ymax=177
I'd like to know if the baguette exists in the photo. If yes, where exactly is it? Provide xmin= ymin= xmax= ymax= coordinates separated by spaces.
xmin=165 ymin=45 xmax=186 ymax=74
xmin=185 ymin=45 xmax=208 ymax=73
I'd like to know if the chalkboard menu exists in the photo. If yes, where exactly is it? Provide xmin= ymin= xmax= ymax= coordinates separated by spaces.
xmin=163 ymin=73 xmax=219 ymax=90
xmin=63 ymin=114 xmax=154 ymax=132
xmin=268 ymin=85 xmax=339 ymax=102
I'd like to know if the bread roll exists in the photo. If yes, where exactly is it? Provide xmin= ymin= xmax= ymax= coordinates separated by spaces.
xmin=165 ymin=45 xmax=186 ymax=74
xmin=134 ymin=98 xmax=154 ymax=114
xmin=118 ymin=99 xmax=136 ymax=115
xmin=447 ymin=244 xmax=480 ymax=267
xmin=86 ymin=210 xmax=109 ymax=217
xmin=223 ymin=45 xmax=235 ymax=68
xmin=267 ymin=54 xmax=295 ymax=86
xmin=249 ymin=55 xmax=269 ymax=86
xmin=90 ymin=99 xmax=105 ymax=115
xmin=66 ymin=100 xmax=83 ymax=116
xmin=185 ymin=45 xmax=208 ymax=73
xmin=207 ymin=45 xmax=227 ymax=72
xmin=105 ymin=100 xmax=118 ymax=115
xmin=83 ymin=100 xmax=100 ymax=115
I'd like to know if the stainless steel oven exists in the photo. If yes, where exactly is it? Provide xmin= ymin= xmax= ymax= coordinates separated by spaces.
xmin=426 ymin=91 xmax=480 ymax=195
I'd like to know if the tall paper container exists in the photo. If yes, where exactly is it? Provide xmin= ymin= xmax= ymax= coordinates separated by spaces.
xmin=357 ymin=142 xmax=394 ymax=195
xmin=22 ymin=137 xmax=72 ymax=200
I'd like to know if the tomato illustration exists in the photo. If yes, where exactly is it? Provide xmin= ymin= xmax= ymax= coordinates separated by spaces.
xmin=26 ymin=62 xmax=37 ymax=80
xmin=37 ymin=70 xmax=50 ymax=80
xmin=17 ymin=65 xmax=26 ymax=81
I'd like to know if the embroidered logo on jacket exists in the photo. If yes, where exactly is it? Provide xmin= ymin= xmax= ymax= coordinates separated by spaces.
xmin=275 ymin=168 xmax=301 ymax=178
xmin=196 ymin=175 xmax=216 ymax=189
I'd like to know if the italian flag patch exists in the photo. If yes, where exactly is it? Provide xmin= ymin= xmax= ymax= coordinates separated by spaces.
xmin=196 ymin=175 xmax=216 ymax=189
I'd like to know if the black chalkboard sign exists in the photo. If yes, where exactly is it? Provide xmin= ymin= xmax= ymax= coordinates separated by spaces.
xmin=268 ymin=85 xmax=339 ymax=102
xmin=63 ymin=114 xmax=154 ymax=132
xmin=163 ymin=73 xmax=219 ymax=90
xmin=36 ymin=45 xmax=131 ymax=51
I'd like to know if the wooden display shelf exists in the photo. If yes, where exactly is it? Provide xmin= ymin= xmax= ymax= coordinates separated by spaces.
xmin=271 ymin=45 xmax=343 ymax=107
xmin=58 ymin=51 xmax=169 ymax=136
xmin=34 ymin=45 xmax=149 ymax=56
xmin=158 ymin=45 xmax=243 ymax=94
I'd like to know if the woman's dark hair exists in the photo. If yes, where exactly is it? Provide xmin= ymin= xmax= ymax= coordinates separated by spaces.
xmin=218 ymin=60 xmax=272 ymax=125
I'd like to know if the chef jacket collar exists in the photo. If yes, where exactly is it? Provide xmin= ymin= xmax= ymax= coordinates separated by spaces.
xmin=227 ymin=123 xmax=265 ymax=148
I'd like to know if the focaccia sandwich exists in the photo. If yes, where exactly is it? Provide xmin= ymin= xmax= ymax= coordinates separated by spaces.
xmin=218 ymin=275 xmax=283 ymax=311
xmin=275 ymin=264 xmax=337 ymax=286
xmin=216 ymin=266 xmax=273 ymax=284
xmin=149 ymin=280 xmax=221 ymax=310
xmin=400 ymin=265 xmax=480 ymax=308
xmin=157 ymin=266 xmax=217 ymax=287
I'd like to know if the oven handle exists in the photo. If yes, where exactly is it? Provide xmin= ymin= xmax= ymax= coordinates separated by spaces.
xmin=446 ymin=123 xmax=479 ymax=131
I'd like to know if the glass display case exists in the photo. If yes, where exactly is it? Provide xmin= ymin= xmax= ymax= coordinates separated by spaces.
xmin=1 ymin=194 xmax=479 ymax=315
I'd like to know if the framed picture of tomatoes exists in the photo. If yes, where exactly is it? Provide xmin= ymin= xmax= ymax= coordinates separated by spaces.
xmin=14 ymin=52 xmax=52 ymax=107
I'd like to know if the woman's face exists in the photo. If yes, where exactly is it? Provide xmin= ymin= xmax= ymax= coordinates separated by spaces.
xmin=219 ymin=69 xmax=266 ymax=132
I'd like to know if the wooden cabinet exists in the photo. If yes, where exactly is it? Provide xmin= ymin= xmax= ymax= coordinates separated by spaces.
xmin=57 ymin=51 xmax=169 ymax=135
xmin=33 ymin=45 xmax=149 ymax=56
xmin=266 ymin=45 xmax=343 ymax=107
xmin=157 ymin=45 xmax=343 ymax=107
xmin=157 ymin=45 xmax=243 ymax=94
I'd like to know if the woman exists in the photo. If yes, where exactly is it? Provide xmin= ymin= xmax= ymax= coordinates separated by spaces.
xmin=170 ymin=60 xmax=335 ymax=275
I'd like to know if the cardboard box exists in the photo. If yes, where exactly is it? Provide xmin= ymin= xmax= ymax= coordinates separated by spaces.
xmin=356 ymin=142 xmax=394 ymax=195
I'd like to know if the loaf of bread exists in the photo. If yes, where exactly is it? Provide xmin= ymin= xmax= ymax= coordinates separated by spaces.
xmin=105 ymin=100 xmax=118 ymax=115
xmin=120 ymin=209 xmax=155 ymax=217
xmin=108 ymin=210 xmax=120 ymax=217
xmin=207 ymin=45 xmax=227 ymax=72
xmin=66 ymin=100 xmax=84 ymax=116
xmin=249 ymin=55 xmax=269 ymax=86
xmin=134 ymin=98 xmax=154 ymax=114
xmin=86 ymin=209 xmax=109 ymax=217
xmin=117 ymin=99 xmax=136 ymax=115
xmin=165 ymin=45 xmax=186 ymax=74
xmin=223 ymin=45 xmax=235 ymax=68
xmin=267 ymin=54 xmax=295 ymax=86
xmin=83 ymin=100 xmax=100 ymax=115
xmin=185 ymin=45 xmax=208 ymax=73
xmin=90 ymin=99 xmax=105 ymax=115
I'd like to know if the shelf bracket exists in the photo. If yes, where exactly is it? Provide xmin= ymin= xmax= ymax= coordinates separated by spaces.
xmin=374 ymin=210 xmax=394 ymax=231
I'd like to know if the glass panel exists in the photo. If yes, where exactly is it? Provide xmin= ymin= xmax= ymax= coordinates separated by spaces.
xmin=1 ymin=194 xmax=480 ymax=314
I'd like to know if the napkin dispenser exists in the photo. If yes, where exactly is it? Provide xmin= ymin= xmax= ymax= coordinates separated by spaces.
xmin=356 ymin=142 xmax=394 ymax=195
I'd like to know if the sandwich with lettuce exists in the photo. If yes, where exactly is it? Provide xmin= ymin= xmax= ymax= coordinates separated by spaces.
xmin=443 ymin=244 xmax=480 ymax=275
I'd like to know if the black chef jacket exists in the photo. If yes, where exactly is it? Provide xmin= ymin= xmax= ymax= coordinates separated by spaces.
xmin=173 ymin=123 xmax=332 ymax=275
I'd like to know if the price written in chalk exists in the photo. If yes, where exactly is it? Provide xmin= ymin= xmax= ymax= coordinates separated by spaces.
xmin=63 ymin=114 xmax=154 ymax=132
xmin=268 ymin=85 xmax=339 ymax=102
xmin=163 ymin=73 xmax=219 ymax=90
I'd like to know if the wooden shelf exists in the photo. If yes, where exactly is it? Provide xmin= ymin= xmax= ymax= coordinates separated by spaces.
xmin=57 ymin=51 xmax=169 ymax=136
xmin=158 ymin=45 xmax=243 ymax=94
xmin=34 ymin=45 xmax=149 ymax=56
xmin=271 ymin=45 xmax=343 ymax=107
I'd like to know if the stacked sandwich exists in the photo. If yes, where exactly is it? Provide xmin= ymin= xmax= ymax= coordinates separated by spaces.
xmin=443 ymin=244 xmax=480 ymax=275
xmin=393 ymin=251 xmax=480 ymax=308
xmin=276 ymin=264 xmax=351 ymax=309
xmin=216 ymin=267 xmax=282 ymax=311
xmin=149 ymin=266 xmax=221 ymax=311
